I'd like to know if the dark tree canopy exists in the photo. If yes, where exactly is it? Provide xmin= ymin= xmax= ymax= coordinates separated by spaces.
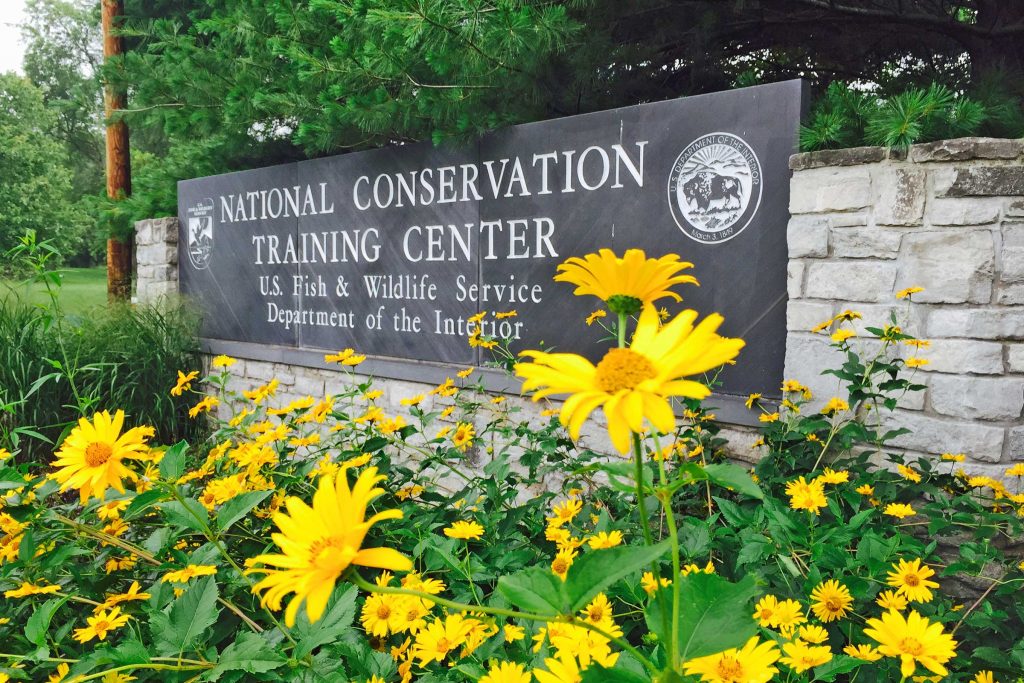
xmin=104 ymin=1 xmax=1023 ymax=219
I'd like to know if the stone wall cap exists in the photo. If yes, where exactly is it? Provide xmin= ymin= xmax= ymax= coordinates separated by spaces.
xmin=909 ymin=137 xmax=1024 ymax=163
xmin=789 ymin=146 xmax=888 ymax=171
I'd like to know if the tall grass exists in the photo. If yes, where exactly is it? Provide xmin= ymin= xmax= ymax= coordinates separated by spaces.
xmin=0 ymin=298 xmax=207 ymax=462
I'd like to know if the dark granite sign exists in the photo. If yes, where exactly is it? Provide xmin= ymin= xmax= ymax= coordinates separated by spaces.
xmin=179 ymin=80 xmax=804 ymax=398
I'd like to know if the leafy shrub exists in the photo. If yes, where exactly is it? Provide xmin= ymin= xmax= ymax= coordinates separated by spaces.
xmin=0 ymin=232 xmax=205 ymax=460
xmin=800 ymin=81 xmax=1024 ymax=151
xmin=0 ymin=250 xmax=1022 ymax=682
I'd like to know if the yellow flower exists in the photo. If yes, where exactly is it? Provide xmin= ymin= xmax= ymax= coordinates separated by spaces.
xmin=162 ymin=564 xmax=218 ymax=584
xmin=586 ymin=531 xmax=623 ymax=549
xmin=780 ymin=639 xmax=832 ymax=673
xmin=73 ymin=606 xmax=130 ymax=642
xmin=797 ymin=624 xmax=829 ymax=644
xmin=887 ymin=558 xmax=939 ymax=603
xmin=864 ymin=609 xmax=957 ymax=678
xmin=268 ymin=396 xmax=315 ymax=415
xmin=1005 ymin=463 xmax=1024 ymax=477
xmin=876 ymin=589 xmax=909 ymax=611
xmin=551 ymin=547 xmax=577 ymax=580
xmin=456 ymin=367 xmax=474 ymax=378
xmin=831 ymin=329 xmax=856 ymax=343
xmin=843 ymin=643 xmax=883 ymax=661
xmin=554 ymin=249 xmax=698 ymax=308
xmin=906 ymin=357 xmax=930 ymax=368
xmin=96 ymin=499 xmax=131 ymax=521
xmin=905 ymin=339 xmax=931 ymax=349
xmin=585 ymin=309 xmax=607 ymax=326
xmin=247 ymin=467 xmax=411 ymax=626
xmin=785 ymin=476 xmax=827 ymax=515
xmin=211 ymin=354 xmax=236 ymax=368
xmin=971 ymin=672 xmax=997 ymax=683
xmin=821 ymin=397 xmax=849 ymax=415
xmin=517 ymin=305 xmax=743 ymax=453
xmin=495 ymin=310 xmax=518 ymax=319
xmin=400 ymin=394 xmax=425 ymax=407
xmin=170 ymin=370 xmax=199 ymax=396
xmin=745 ymin=393 xmax=762 ymax=409
xmin=99 ymin=580 xmax=150 ymax=610
xmin=897 ymin=286 xmax=924 ymax=299
xmin=752 ymin=594 xmax=780 ymax=627
xmin=363 ymin=390 xmax=383 ymax=401
xmin=898 ymin=464 xmax=923 ymax=483
xmin=856 ymin=484 xmax=874 ymax=495
xmin=480 ymin=661 xmax=531 ymax=683
xmin=4 ymin=581 xmax=61 ymax=598
xmin=682 ymin=636 xmax=780 ymax=683
xmin=50 ymin=410 xmax=152 ymax=504
xmin=641 ymin=571 xmax=670 ymax=594
xmin=758 ymin=412 xmax=780 ymax=423
xmin=188 ymin=395 xmax=219 ymax=418
xmin=771 ymin=599 xmax=807 ymax=633
xmin=810 ymin=579 xmax=853 ymax=622
xmin=817 ymin=468 xmax=849 ymax=485
xmin=884 ymin=502 xmax=916 ymax=519
xmin=48 ymin=663 xmax=70 ymax=682
xmin=412 ymin=614 xmax=476 ymax=665
xmin=533 ymin=653 xmax=583 ymax=683
xmin=452 ymin=422 xmax=475 ymax=451
xmin=504 ymin=624 xmax=526 ymax=642
xmin=243 ymin=378 xmax=279 ymax=404
xmin=324 ymin=348 xmax=366 ymax=365
xmin=360 ymin=592 xmax=404 ymax=637
xmin=444 ymin=520 xmax=484 ymax=540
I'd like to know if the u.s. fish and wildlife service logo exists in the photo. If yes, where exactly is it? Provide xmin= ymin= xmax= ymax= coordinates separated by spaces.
xmin=667 ymin=133 xmax=762 ymax=244
xmin=186 ymin=199 xmax=215 ymax=270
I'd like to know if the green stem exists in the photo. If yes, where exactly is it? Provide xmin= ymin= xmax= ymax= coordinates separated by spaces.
xmin=349 ymin=572 xmax=658 ymax=675
xmin=651 ymin=431 xmax=682 ymax=669
xmin=617 ymin=312 xmax=627 ymax=348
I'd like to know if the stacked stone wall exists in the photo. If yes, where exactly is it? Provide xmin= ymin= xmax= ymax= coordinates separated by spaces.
xmin=786 ymin=138 xmax=1024 ymax=474
xmin=134 ymin=217 xmax=179 ymax=304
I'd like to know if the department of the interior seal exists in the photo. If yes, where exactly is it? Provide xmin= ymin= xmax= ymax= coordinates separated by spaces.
xmin=667 ymin=132 xmax=762 ymax=244
xmin=186 ymin=198 xmax=215 ymax=270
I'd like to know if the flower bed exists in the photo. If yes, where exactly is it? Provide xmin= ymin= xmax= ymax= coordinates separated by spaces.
xmin=1 ymin=250 xmax=1022 ymax=682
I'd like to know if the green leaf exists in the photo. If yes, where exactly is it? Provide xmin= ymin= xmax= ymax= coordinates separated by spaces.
xmin=646 ymin=573 xmax=759 ymax=661
xmin=702 ymin=463 xmax=763 ymax=500
xmin=216 ymin=490 xmax=272 ymax=532
xmin=159 ymin=440 xmax=189 ymax=481
xmin=565 ymin=541 xmax=671 ymax=612
xmin=580 ymin=665 xmax=650 ymax=683
xmin=497 ymin=566 xmax=568 ymax=616
xmin=160 ymin=498 xmax=209 ymax=533
xmin=124 ymin=489 xmax=167 ymax=520
xmin=153 ymin=575 xmax=220 ymax=654
xmin=813 ymin=655 xmax=862 ymax=681
xmin=293 ymin=584 xmax=359 ymax=659
xmin=205 ymin=632 xmax=287 ymax=681
xmin=25 ymin=597 xmax=68 ymax=647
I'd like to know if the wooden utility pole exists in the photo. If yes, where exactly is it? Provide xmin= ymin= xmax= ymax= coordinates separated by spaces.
xmin=102 ymin=0 xmax=132 ymax=301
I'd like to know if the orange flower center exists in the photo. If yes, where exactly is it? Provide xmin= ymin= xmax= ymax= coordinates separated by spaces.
xmin=826 ymin=598 xmax=843 ymax=611
xmin=595 ymin=348 xmax=656 ymax=393
xmin=716 ymin=656 xmax=744 ymax=679
xmin=308 ymin=536 xmax=356 ymax=570
xmin=436 ymin=637 xmax=452 ymax=654
xmin=376 ymin=604 xmax=391 ymax=620
xmin=552 ymin=558 xmax=569 ymax=574
xmin=587 ymin=606 xmax=605 ymax=622
xmin=899 ymin=637 xmax=925 ymax=657
xmin=904 ymin=574 xmax=920 ymax=587
xmin=85 ymin=442 xmax=114 ymax=467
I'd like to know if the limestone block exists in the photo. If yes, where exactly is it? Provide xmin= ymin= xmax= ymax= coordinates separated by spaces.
xmin=882 ymin=410 xmax=1005 ymax=461
xmin=927 ymin=309 xmax=1024 ymax=340
xmin=830 ymin=228 xmax=902 ymax=259
xmin=1001 ymin=247 xmax=1024 ymax=284
xmin=929 ymin=375 xmax=1024 ymax=420
xmin=790 ymin=167 xmax=872 ymax=214
xmin=1008 ymin=200 xmax=1024 ymax=218
xmin=1008 ymin=344 xmax=1024 ymax=373
xmin=1010 ymin=426 xmax=1024 ymax=461
xmin=292 ymin=373 xmax=326 ymax=398
xmin=787 ymin=216 xmax=829 ymax=258
xmin=387 ymin=380 xmax=436 ymax=412
xmin=910 ymin=138 xmax=1024 ymax=163
xmin=927 ymin=198 xmax=1001 ymax=226
xmin=938 ymin=166 xmax=1024 ymax=197
xmin=896 ymin=231 xmax=994 ymax=304
xmin=783 ymin=333 xmax=845 ymax=408
xmin=874 ymin=167 xmax=926 ymax=225
xmin=850 ymin=302 xmax=928 ymax=334
xmin=996 ymin=283 xmax=1024 ymax=305
xmin=923 ymin=338 xmax=1004 ymax=375
xmin=830 ymin=213 xmax=869 ymax=227
xmin=270 ymin=364 xmax=297 ymax=386
xmin=135 ymin=221 xmax=153 ymax=245
xmin=786 ymin=300 xmax=833 ymax=332
xmin=787 ymin=260 xmax=805 ymax=299
xmin=789 ymin=146 xmax=887 ymax=171
xmin=138 ymin=244 xmax=178 ymax=267
xmin=244 ymin=360 xmax=276 ymax=381
xmin=804 ymin=261 xmax=898 ymax=303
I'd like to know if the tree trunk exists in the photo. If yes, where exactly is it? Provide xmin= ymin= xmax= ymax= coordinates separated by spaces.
xmin=103 ymin=0 xmax=132 ymax=302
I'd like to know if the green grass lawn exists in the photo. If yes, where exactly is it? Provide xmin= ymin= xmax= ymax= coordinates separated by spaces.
xmin=0 ymin=267 xmax=108 ymax=316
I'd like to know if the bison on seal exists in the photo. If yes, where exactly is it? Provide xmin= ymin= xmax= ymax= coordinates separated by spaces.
xmin=681 ymin=172 xmax=742 ymax=212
